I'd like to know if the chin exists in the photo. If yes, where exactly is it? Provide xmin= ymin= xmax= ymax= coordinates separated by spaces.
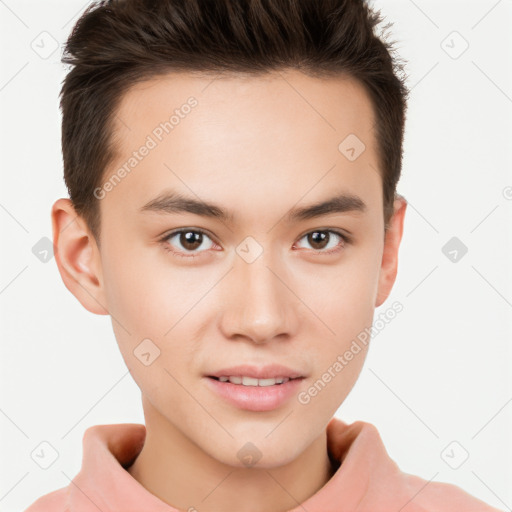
xmin=205 ymin=434 xmax=302 ymax=470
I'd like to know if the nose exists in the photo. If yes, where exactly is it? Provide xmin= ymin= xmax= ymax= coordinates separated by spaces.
xmin=219 ymin=251 xmax=298 ymax=345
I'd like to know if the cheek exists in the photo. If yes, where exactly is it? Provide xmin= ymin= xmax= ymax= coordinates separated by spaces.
xmin=306 ymin=249 xmax=381 ymax=336
xmin=299 ymin=242 xmax=380 ymax=396
xmin=101 ymin=240 xmax=179 ymax=332
xmin=104 ymin=259 xmax=199 ymax=410
xmin=99 ymin=251 xmax=173 ymax=391
xmin=101 ymin=244 xmax=206 ymax=374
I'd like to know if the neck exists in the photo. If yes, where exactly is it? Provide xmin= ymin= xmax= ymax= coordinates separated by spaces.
xmin=127 ymin=398 xmax=336 ymax=512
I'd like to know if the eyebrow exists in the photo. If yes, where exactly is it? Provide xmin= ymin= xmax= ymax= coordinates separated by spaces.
xmin=139 ymin=189 xmax=367 ymax=223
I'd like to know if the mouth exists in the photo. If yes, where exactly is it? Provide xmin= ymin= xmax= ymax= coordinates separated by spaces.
xmin=206 ymin=363 xmax=306 ymax=382
xmin=204 ymin=373 xmax=306 ymax=412
xmin=207 ymin=375 xmax=304 ymax=386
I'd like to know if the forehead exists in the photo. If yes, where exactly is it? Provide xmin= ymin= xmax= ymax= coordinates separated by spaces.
xmin=114 ymin=69 xmax=376 ymax=147
xmin=104 ymin=69 xmax=382 ymax=227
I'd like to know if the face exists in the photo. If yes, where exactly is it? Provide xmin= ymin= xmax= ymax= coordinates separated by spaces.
xmin=53 ymin=69 xmax=406 ymax=468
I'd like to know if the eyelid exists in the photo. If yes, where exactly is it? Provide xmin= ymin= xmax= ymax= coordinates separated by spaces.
xmin=297 ymin=226 xmax=353 ymax=244
xmin=294 ymin=228 xmax=351 ymax=254
xmin=159 ymin=226 xmax=352 ymax=258
xmin=161 ymin=226 xmax=216 ymax=242
xmin=159 ymin=227 xmax=219 ymax=258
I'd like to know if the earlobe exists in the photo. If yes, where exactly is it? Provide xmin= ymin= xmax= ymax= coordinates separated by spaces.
xmin=375 ymin=195 xmax=407 ymax=308
xmin=51 ymin=198 xmax=109 ymax=315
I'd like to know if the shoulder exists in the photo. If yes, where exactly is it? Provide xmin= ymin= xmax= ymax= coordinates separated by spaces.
xmin=395 ymin=469 xmax=504 ymax=512
xmin=23 ymin=486 xmax=69 ymax=512
xmin=332 ymin=418 xmax=503 ymax=512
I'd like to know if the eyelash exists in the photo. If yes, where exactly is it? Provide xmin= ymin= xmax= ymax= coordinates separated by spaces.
xmin=159 ymin=228 xmax=352 ymax=259
xmin=159 ymin=228 xmax=217 ymax=259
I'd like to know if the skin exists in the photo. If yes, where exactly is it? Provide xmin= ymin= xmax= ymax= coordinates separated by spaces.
xmin=52 ymin=69 xmax=407 ymax=512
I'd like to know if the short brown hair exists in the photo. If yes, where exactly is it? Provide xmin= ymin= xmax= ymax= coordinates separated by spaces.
xmin=60 ymin=0 xmax=409 ymax=244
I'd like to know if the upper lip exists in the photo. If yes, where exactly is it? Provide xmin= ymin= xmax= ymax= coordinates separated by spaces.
xmin=206 ymin=364 xmax=306 ymax=380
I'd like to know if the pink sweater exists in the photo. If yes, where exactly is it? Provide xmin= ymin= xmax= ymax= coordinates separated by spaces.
xmin=24 ymin=417 xmax=503 ymax=511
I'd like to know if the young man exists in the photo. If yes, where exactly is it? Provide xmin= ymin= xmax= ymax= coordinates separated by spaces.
xmin=25 ymin=0 xmax=503 ymax=511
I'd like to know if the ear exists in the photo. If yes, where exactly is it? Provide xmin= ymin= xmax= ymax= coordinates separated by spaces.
xmin=51 ymin=198 xmax=109 ymax=315
xmin=375 ymin=195 xmax=407 ymax=308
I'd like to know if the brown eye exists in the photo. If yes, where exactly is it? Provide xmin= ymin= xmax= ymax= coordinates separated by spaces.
xmin=295 ymin=229 xmax=349 ymax=254
xmin=307 ymin=231 xmax=330 ymax=250
xmin=161 ymin=228 xmax=216 ymax=257
xmin=179 ymin=231 xmax=203 ymax=251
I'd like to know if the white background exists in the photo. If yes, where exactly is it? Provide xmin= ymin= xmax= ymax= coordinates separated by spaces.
xmin=1 ymin=1 xmax=511 ymax=511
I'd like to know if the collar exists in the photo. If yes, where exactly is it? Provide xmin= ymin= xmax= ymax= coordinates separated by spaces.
xmin=62 ymin=417 xmax=498 ymax=512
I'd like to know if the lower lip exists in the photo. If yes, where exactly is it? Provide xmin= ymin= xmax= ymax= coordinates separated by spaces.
xmin=204 ymin=377 xmax=304 ymax=412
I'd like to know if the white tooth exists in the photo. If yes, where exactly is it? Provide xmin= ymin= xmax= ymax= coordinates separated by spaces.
xmin=242 ymin=376 xmax=259 ymax=386
xmin=258 ymin=378 xmax=277 ymax=387
xmin=224 ymin=375 xmax=292 ymax=386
